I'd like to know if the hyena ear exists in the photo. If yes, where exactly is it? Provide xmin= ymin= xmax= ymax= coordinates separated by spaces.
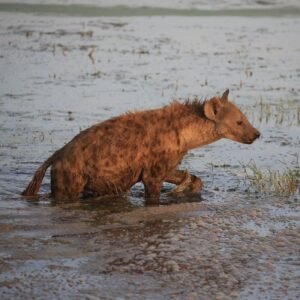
xmin=203 ymin=98 xmax=223 ymax=122
xmin=221 ymin=89 xmax=229 ymax=102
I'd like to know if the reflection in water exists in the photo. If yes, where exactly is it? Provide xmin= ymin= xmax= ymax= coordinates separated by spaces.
xmin=24 ymin=184 xmax=204 ymax=216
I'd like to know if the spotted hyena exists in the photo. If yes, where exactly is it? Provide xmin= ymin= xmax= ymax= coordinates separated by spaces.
xmin=22 ymin=90 xmax=260 ymax=203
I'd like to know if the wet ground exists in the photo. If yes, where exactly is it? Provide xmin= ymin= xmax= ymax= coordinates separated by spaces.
xmin=0 ymin=2 xmax=299 ymax=299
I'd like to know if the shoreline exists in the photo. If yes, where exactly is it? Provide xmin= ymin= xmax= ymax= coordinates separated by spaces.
xmin=0 ymin=3 xmax=300 ymax=17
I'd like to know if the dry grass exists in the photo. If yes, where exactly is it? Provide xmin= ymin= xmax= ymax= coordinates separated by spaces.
xmin=244 ymin=98 xmax=300 ymax=127
xmin=242 ymin=162 xmax=299 ymax=196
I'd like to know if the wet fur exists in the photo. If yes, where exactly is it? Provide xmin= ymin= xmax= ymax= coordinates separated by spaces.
xmin=22 ymin=91 xmax=260 ymax=202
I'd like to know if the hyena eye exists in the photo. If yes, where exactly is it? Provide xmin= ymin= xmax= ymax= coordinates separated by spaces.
xmin=237 ymin=120 xmax=243 ymax=126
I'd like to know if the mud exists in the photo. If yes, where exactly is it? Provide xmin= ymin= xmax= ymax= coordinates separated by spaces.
xmin=0 ymin=2 xmax=299 ymax=299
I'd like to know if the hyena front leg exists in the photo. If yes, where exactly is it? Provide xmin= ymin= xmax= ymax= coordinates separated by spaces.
xmin=165 ymin=169 xmax=203 ymax=195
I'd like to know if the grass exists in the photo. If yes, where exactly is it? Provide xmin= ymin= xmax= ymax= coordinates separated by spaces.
xmin=243 ymin=98 xmax=300 ymax=127
xmin=242 ymin=162 xmax=299 ymax=196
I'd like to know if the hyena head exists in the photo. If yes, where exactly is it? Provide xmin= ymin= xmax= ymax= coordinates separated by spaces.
xmin=203 ymin=89 xmax=260 ymax=144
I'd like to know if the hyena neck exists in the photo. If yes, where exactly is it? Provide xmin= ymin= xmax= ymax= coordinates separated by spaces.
xmin=179 ymin=117 xmax=221 ymax=150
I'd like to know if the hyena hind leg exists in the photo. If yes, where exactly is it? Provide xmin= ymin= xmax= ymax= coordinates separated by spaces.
xmin=50 ymin=165 xmax=85 ymax=201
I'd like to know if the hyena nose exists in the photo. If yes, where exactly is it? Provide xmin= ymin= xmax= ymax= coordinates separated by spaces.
xmin=255 ymin=130 xmax=261 ymax=139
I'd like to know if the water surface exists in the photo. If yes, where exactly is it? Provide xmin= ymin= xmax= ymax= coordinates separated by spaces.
xmin=0 ymin=3 xmax=299 ymax=299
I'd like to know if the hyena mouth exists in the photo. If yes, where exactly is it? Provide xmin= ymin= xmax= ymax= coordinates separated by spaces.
xmin=244 ymin=135 xmax=260 ymax=144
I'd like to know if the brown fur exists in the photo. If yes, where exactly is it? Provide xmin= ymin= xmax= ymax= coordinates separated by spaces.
xmin=22 ymin=90 xmax=260 ymax=203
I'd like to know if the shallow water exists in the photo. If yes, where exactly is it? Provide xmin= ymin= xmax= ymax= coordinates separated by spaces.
xmin=0 ymin=3 xmax=299 ymax=299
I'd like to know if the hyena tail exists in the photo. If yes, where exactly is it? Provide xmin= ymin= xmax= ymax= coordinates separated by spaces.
xmin=21 ymin=150 xmax=59 ymax=196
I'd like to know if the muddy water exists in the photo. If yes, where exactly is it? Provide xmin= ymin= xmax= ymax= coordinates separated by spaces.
xmin=0 ymin=3 xmax=299 ymax=300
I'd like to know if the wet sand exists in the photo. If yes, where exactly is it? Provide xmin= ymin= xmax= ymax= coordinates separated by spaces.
xmin=0 ymin=4 xmax=299 ymax=299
